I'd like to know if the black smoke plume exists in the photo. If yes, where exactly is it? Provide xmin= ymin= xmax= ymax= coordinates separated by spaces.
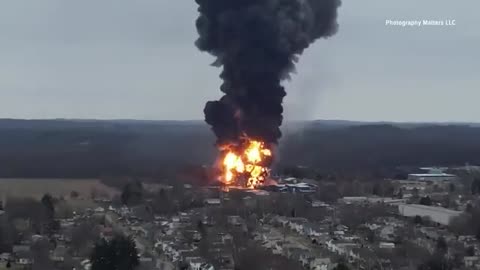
xmin=195 ymin=0 xmax=341 ymax=145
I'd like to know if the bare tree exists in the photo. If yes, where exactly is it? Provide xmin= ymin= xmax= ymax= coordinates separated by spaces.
xmin=31 ymin=238 xmax=54 ymax=270
xmin=71 ymin=221 xmax=99 ymax=256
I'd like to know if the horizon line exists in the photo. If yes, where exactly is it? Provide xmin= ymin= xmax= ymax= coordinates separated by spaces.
xmin=0 ymin=118 xmax=479 ymax=125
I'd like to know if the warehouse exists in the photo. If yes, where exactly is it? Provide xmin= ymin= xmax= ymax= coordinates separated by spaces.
xmin=398 ymin=204 xmax=461 ymax=225
xmin=408 ymin=167 xmax=457 ymax=182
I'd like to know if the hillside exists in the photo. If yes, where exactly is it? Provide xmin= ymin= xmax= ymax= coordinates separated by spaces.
xmin=1 ymin=119 xmax=479 ymax=179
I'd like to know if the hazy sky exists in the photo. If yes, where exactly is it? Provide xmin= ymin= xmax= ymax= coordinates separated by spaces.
xmin=0 ymin=0 xmax=478 ymax=122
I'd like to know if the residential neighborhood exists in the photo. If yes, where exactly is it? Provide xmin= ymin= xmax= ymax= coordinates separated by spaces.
xmin=2 ymin=167 xmax=480 ymax=270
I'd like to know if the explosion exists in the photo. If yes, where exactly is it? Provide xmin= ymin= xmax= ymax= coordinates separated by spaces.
xmin=194 ymin=0 xmax=341 ymax=188
xmin=220 ymin=137 xmax=272 ymax=188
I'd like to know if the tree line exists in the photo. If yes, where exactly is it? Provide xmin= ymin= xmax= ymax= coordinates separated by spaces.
xmin=3 ymin=120 xmax=480 ymax=180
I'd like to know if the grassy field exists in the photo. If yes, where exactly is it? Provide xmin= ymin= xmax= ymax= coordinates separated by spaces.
xmin=0 ymin=178 xmax=120 ymax=200
xmin=0 ymin=262 xmax=22 ymax=270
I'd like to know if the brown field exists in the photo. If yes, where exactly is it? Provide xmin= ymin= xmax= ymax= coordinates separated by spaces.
xmin=0 ymin=178 xmax=120 ymax=200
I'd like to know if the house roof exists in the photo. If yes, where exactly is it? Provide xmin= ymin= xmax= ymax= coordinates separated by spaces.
xmin=409 ymin=173 xmax=456 ymax=177
xmin=15 ymin=250 xmax=33 ymax=259
xmin=13 ymin=245 xmax=30 ymax=253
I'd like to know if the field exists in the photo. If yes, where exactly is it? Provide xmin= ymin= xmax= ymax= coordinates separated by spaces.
xmin=0 ymin=178 xmax=120 ymax=200
xmin=0 ymin=262 xmax=21 ymax=270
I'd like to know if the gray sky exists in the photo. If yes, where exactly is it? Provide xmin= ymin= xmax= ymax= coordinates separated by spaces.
xmin=0 ymin=0 xmax=478 ymax=122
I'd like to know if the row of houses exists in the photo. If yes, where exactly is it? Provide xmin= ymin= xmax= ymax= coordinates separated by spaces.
xmin=152 ymin=209 xmax=238 ymax=270
xmin=263 ymin=215 xmax=405 ymax=268
xmin=258 ymin=215 xmax=357 ymax=269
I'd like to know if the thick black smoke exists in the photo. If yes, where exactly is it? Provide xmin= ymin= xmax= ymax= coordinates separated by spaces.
xmin=195 ymin=0 xmax=341 ymax=145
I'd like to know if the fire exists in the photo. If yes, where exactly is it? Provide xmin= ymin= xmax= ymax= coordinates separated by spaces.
xmin=220 ymin=138 xmax=272 ymax=189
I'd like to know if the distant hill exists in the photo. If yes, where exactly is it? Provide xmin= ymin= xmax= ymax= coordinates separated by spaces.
xmin=1 ymin=119 xmax=480 ymax=179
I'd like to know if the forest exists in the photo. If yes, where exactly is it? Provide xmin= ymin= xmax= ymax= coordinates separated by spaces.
xmin=1 ymin=119 xmax=479 ymax=181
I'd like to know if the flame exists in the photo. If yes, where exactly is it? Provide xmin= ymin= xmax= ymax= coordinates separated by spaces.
xmin=220 ymin=138 xmax=272 ymax=189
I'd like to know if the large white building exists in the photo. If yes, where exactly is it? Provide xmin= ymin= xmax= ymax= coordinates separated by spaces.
xmin=398 ymin=204 xmax=461 ymax=225
xmin=408 ymin=173 xmax=457 ymax=182
xmin=408 ymin=167 xmax=457 ymax=182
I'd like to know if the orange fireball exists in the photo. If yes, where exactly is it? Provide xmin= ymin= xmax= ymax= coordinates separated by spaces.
xmin=219 ymin=138 xmax=272 ymax=189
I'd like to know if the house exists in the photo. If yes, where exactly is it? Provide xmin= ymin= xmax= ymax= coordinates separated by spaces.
xmin=184 ymin=230 xmax=202 ymax=242
xmin=15 ymin=250 xmax=33 ymax=265
xmin=303 ymin=223 xmax=328 ymax=237
xmin=269 ymin=241 xmax=287 ymax=255
xmin=287 ymin=218 xmax=308 ymax=233
xmin=214 ymin=253 xmax=234 ymax=269
xmin=459 ymin=235 xmax=478 ymax=248
xmin=298 ymin=253 xmax=312 ymax=267
xmin=187 ymin=257 xmax=205 ymax=270
xmin=379 ymin=242 xmax=395 ymax=249
xmin=81 ymin=259 xmax=92 ymax=270
xmin=119 ymin=206 xmax=130 ymax=216
xmin=219 ymin=233 xmax=233 ymax=243
xmin=31 ymin=234 xmax=44 ymax=242
xmin=272 ymin=215 xmax=289 ymax=227
xmin=12 ymin=245 xmax=30 ymax=255
xmin=139 ymin=256 xmax=155 ymax=269
xmin=0 ymin=253 xmax=11 ymax=261
xmin=311 ymin=235 xmax=332 ymax=247
xmin=131 ymin=226 xmax=148 ymax=237
xmin=200 ymin=263 xmax=215 ymax=270
xmin=285 ymin=183 xmax=317 ymax=193
xmin=286 ymin=247 xmax=309 ymax=261
xmin=227 ymin=216 xmax=243 ymax=226
xmin=310 ymin=258 xmax=331 ymax=270
xmin=60 ymin=219 xmax=75 ymax=228
xmin=341 ymin=197 xmax=368 ymax=204
xmin=282 ymin=177 xmax=298 ymax=184
xmin=205 ymin=198 xmax=221 ymax=205
xmin=464 ymin=256 xmax=480 ymax=268
xmin=336 ymin=224 xmax=349 ymax=231
xmin=160 ymin=242 xmax=181 ymax=261
xmin=379 ymin=225 xmax=395 ymax=241
xmin=311 ymin=200 xmax=329 ymax=208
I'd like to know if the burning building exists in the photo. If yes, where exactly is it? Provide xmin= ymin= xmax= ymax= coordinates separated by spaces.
xmin=194 ymin=0 xmax=341 ymax=188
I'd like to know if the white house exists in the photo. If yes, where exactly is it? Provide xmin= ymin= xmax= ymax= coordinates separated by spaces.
xmin=310 ymin=258 xmax=331 ymax=270
xmin=0 ymin=253 xmax=11 ymax=261
xmin=464 ymin=256 xmax=480 ymax=268
xmin=81 ymin=259 xmax=92 ymax=270
xmin=379 ymin=242 xmax=395 ymax=249
xmin=187 ymin=257 xmax=205 ymax=270
xmin=94 ymin=207 xmax=105 ymax=213
xmin=204 ymin=198 xmax=221 ymax=205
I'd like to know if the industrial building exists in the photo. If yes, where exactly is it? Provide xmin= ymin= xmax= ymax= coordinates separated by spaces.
xmin=408 ymin=173 xmax=457 ymax=182
xmin=341 ymin=197 xmax=407 ymax=205
xmin=408 ymin=167 xmax=457 ymax=182
xmin=398 ymin=204 xmax=461 ymax=225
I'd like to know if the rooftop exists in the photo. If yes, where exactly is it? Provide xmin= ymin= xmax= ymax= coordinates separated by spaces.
xmin=409 ymin=173 xmax=456 ymax=177
xmin=399 ymin=204 xmax=462 ymax=215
